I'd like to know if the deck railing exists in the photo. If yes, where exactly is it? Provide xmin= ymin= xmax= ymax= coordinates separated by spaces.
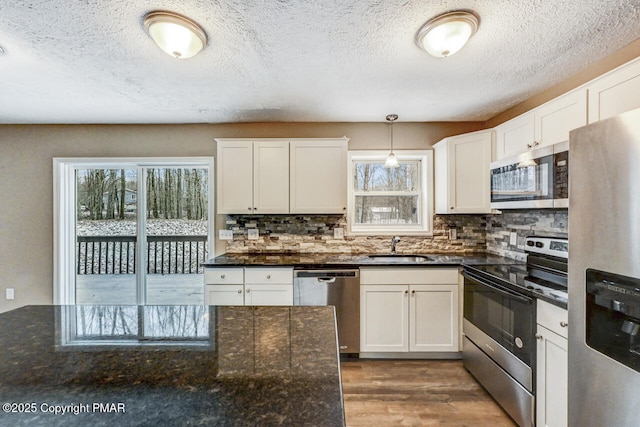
xmin=76 ymin=235 xmax=208 ymax=275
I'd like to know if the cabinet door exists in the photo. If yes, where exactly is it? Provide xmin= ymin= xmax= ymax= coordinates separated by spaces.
xmin=290 ymin=140 xmax=348 ymax=213
xmin=216 ymin=141 xmax=253 ymax=214
xmin=410 ymin=284 xmax=459 ymax=352
xmin=360 ymin=285 xmax=409 ymax=352
xmin=588 ymin=59 xmax=640 ymax=123
xmin=205 ymin=284 xmax=244 ymax=305
xmin=253 ymin=141 xmax=290 ymax=213
xmin=536 ymin=325 xmax=568 ymax=427
xmin=245 ymin=284 xmax=293 ymax=306
xmin=534 ymin=89 xmax=587 ymax=147
xmin=494 ymin=112 xmax=535 ymax=160
xmin=436 ymin=131 xmax=492 ymax=214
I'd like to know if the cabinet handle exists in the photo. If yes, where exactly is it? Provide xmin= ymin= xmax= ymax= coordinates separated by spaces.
xmin=342 ymin=207 xmax=346 ymax=210
xmin=248 ymin=207 xmax=252 ymax=211
xmin=237 ymin=289 xmax=242 ymax=294
xmin=404 ymin=290 xmax=409 ymax=295
xmin=535 ymin=334 xmax=543 ymax=340
xmin=266 ymin=275 xmax=271 ymax=279
xmin=450 ymin=207 xmax=454 ymax=210
xmin=411 ymin=290 xmax=415 ymax=297
xmin=246 ymin=288 xmax=251 ymax=293
xmin=220 ymin=274 xmax=226 ymax=279
xmin=560 ymin=321 xmax=568 ymax=328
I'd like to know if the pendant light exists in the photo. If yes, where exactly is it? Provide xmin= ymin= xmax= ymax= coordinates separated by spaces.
xmin=384 ymin=114 xmax=400 ymax=169
xmin=143 ymin=11 xmax=207 ymax=59
xmin=415 ymin=10 xmax=479 ymax=58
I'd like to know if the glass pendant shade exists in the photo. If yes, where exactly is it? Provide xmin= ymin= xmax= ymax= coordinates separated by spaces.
xmin=384 ymin=152 xmax=400 ymax=168
xmin=415 ymin=11 xmax=479 ymax=58
xmin=144 ymin=12 xmax=207 ymax=59
xmin=384 ymin=114 xmax=400 ymax=169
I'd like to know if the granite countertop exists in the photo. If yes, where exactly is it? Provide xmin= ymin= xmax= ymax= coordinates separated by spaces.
xmin=203 ymin=252 xmax=522 ymax=269
xmin=0 ymin=305 xmax=344 ymax=427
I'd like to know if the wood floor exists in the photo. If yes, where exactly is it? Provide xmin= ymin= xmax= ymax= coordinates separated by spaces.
xmin=341 ymin=359 xmax=516 ymax=427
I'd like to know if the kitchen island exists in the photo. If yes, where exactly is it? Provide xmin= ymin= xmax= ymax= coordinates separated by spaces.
xmin=0 ymin=305 xmax=344 ymax=426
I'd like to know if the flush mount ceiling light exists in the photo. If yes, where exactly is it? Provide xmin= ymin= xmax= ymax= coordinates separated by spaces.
xmin=143 ymin=11 xmax=207 ymax=59
xmin=415 ymin=10 xmax=479 ymax=58
xmin=384 ymin=114 xmax=400 ymax=169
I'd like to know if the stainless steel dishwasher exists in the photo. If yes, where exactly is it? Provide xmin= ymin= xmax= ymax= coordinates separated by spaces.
xmin=293 ymin=269 xmax=360 ymax=354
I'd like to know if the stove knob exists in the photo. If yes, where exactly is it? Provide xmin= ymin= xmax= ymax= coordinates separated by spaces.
xmin=526 ymin=241 xmax=535 ymax=247
xmin=535 ymin=241 xmax=544 ymax=248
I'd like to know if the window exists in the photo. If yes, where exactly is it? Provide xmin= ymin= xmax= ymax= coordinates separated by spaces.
xmin=347 ymin=151 xmax=433 ymax=235
xmin=54 ymin=158 xmax=214 ymax=306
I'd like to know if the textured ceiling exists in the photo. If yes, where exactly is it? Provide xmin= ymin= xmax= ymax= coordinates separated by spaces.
xmin=1 ymin=0 xmax=640 ymax=124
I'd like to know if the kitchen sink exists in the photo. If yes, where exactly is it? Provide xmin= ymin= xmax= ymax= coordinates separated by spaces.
xmin=367 ymin=254 xmax=434 ymax=263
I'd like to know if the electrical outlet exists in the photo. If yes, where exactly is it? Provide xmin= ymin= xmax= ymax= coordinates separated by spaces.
xmin=449 ymin=228 xmax=457 ymax=240
xmin=219 ymin=230 xmax=233 ymax=240
xmin=333 ymin=228 xmax=344 ymax=239
xmin=510 ymin=231 xmax=517 ymax=246
xmin=6 ymin=288 xmax=14 ymax=300
xmin=247 ymin=229 xmax=259 ymax=240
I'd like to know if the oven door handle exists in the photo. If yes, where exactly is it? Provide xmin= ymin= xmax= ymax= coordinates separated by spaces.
xmin=462 ymin=270 xmax=533 ymax=304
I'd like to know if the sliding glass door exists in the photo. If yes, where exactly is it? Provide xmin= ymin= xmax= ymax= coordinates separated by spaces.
xmin=54 ymin=158 xmax=213 ymax=306
xmin=144 ymin=167 xmax=208 ymax=304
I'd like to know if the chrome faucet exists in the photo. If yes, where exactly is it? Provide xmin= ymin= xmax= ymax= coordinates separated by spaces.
xmin=391 ymin=236 xmax=401 ymax=254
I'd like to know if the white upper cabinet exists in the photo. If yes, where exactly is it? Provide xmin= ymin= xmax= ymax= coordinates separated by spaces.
xmin=588 ymin=59 xmax=640 ymax=123
xmin=494 ymin=112 xmax=535 ymax=160
xmin=290 ymin=138 xmax=348 ymax=214
xmin=434 ymin=129 xmax=493 ymax=214
xmin=216 ymin=139 xmax=289 ymax=214
xmin=216 ymin=141 xmax=254 ymax=214
xmin=253 ymin=141 xmax=290 ymax=214
xmin=216 ymin=138 xmax=348 ymax=215
xmin=534 ymin=89 xmax=587 ymax=146
xmin=494 ymin=89 xmax=587 ymax=160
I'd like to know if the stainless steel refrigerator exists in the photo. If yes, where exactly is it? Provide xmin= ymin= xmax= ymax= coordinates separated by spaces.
xmin=569 ymin=108 xmax=640 ymax=426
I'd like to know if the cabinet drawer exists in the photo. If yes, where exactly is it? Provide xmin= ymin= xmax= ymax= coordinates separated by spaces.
xmin=245 ymin=268 xmax=293 ymax=284
xmin=537 ymin=300 xmax=568 ymax=339
xmin=360 ymin=268 xmax=458 ymax=285
xmin=204 ymin=268 xmax=244 ymax=284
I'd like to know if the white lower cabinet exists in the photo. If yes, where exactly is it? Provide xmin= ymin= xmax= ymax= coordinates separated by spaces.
xmin=536 ymin=300 xmax=568 ymax=427
xmin=360 ymin=268 xmax=459 ymax=353
xmin=204 ymin=267 xmax=293 ymax=306
xmin=205 ymin=284 xmax=245 ymax=305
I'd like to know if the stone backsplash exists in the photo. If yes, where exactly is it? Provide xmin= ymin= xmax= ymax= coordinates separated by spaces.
xmin=222 ymin=209 xmax=568 ymax=259
xmin=485 ymin=209 xmax=568 ymax=261
xmin=223 ymin=214 xmax=487 ymax=254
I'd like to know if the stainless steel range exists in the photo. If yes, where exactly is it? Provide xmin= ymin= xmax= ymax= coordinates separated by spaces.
xmin=461 ymin=236 xmax=568 ymax=427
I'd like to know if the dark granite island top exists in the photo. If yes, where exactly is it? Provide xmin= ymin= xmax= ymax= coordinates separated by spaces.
xmin=0 ymin=305 xmax=344 ymax=427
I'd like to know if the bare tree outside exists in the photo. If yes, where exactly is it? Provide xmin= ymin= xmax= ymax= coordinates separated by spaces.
xmin=353 ymin=161 xmax=420 ymax=225
xmin=74 ymin=166 xmax=209 ymax=305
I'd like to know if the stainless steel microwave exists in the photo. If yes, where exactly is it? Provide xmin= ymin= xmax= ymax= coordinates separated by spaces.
xmin=490 ymin=141 xmax=568 ymax=209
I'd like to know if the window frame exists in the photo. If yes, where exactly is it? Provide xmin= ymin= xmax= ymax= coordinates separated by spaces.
xmin=347 ymin=150 xmax=434 ymax=236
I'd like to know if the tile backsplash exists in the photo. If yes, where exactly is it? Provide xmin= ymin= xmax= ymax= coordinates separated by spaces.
xmin=221 ymin=209 xmax=568 ymax=260
xmin=485 ymin=209 xmax=568 ymax=261
xmin=223 ymin=214 xmax=487 ymax=254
